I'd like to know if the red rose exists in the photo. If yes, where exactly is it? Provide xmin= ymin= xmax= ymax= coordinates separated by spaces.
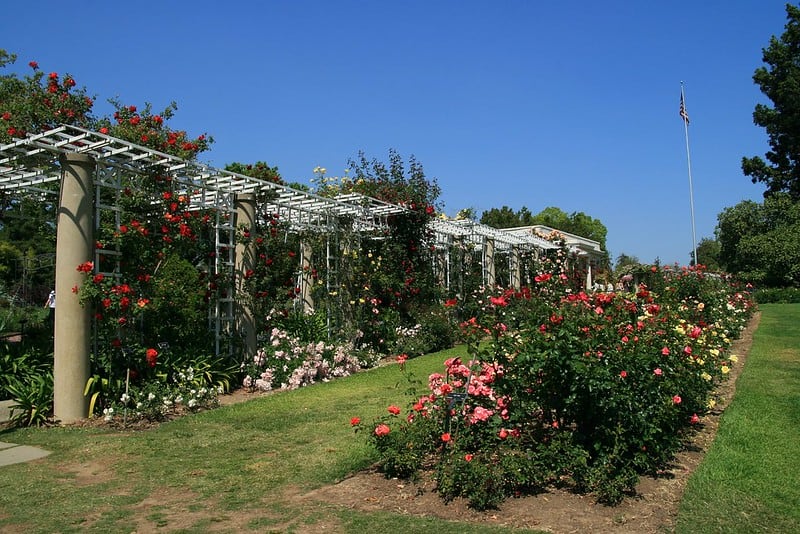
xmin=145 ymin=348 xmax=158 ymax=368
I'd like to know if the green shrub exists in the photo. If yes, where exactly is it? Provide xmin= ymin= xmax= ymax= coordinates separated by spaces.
xmin=5 ymin=372 xmax=52 ymax=427
xmin=354 ymin=264 xmax=756 ymax=509
xmin=753 ymin=286 xmax=800 ymax=303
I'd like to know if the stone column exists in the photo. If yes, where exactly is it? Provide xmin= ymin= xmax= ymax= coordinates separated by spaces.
xmin=300 ymin=241 xmax=314 ymax=313
xmin=434 ymin=247 xmax=446 ymax=287
xmin=484 ymin=238 xmax=496 ymax=288
xmin=510 ymin=246 xmax=521 ymax=291
xmin=585 ymin=256 xmax=593 ymax=290
xmin=53 ymin=153 xmax=95 ymax=422
xmin=234 ymin=194 xmax=257 ymax=358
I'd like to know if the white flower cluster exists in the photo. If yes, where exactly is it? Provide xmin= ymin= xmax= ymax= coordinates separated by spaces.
xmin=242 ymin=327 xmax=365 ymax=392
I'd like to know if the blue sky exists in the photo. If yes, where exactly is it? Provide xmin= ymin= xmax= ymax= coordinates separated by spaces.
xmin=1 ymin=1 xmax=789 ymax=265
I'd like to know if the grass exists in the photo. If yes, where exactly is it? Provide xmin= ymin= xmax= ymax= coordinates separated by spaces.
xmin=0 ymin=345 xmax=541 ymax=533
xmin=676 ymin=303 xmax=800 ymax=533
xmin=2 ymin=306 xmax=799 ymax=532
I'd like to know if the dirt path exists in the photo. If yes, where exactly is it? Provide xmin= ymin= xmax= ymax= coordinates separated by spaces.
xmin=304 ymin=312 xmax=761 ymax=533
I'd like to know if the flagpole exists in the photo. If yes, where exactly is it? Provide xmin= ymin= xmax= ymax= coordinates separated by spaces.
xmin=680 ymin=82 xmax=698 ymax=266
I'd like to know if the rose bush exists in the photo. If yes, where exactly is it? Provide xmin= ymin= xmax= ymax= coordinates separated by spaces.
xmin=354 ymin=263 xmax=755 ymax=508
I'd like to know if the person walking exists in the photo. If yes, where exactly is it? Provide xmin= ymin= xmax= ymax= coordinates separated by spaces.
xmin=44 ymin=289 xmax=55 ymax=326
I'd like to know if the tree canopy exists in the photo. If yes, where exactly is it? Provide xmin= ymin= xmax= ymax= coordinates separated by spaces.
xmin=716 ymin=193 xmax=800 ymax=286
xmin=480 ymin=205 xmax=608 ymax=252
xmin=742 ymin=4 xmax=800 ymax=199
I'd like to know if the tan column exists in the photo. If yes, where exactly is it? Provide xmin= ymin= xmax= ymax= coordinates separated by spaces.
xmin=300 ymin=241 xmax=314 ymax=313
xmin=585 ymin=256 xmax=593 ymax=290
xmin=510 ymin=246 xmax=521 ymax=291
xmin=484 ymin=238 xmax=496 ymax=288
xmin=235 ymin=194 xmax=257 ymax=358
xmin=435 ymin=247 xmax=446 ymax=287
xmin=53 ymin=153 xmax=95 ymax=422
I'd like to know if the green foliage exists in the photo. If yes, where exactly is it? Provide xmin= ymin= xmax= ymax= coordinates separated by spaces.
xmin=241 ymin=327 xmax=363 ymax=392
xmin=676 ymin=304 xmax=800 ymax=533
xmin=5 ymin=372 xmax=52 ymax=427
xmin=480 ymin=205 xmax=609 ymax=256
xmin=479 ymin=205 xmax=533 ymax=228
xmin=0 ymin=50 xmax=95 ymax=142
xmin=716 ymin=193 xmax=800 ymax=286
xmin=613 ymin=252 xmax=641 ymax=274
xmin=355 ymin=264 xmax=755 ymax=509
xmin=752 ymin=286 xmax=800 ymax=303
xmin=224 ymin=161 xmax=283 ymax=184
xmin=0 ymin=346 xmax=51 ymax=400
xmin=298 ymin=152 xmax=444 ymax=353
xmin=103 ymin=365 xmax=222 ymax=423
xmin=277 ymin=308 xmax=328 ymax=343
xmin=391 ymin=313 xmax=456 ymax=359
xmin=694 ymin=237 xmax=721 ymax=270
xmin=147 ymin=254 xmax=212 ymax=351
xmin=742 ymin=4 xmax=800 ymax=199
xmin=95 ymin=100 xmax=212 ymax=160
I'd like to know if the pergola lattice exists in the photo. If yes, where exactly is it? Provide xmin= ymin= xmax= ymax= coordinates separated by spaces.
xmin=1 ymin=124 xmax=604 ymax=421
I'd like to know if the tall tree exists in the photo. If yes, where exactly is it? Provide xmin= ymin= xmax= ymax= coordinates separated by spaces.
xmin=716 ymin=193 xmax=800 ymax=286
xmin=479 ymin=206 xmax=521 ymax=228
xmin=613 ymin=253 xmax=640 ymax=273
xmin=742 ymin=4 xmax=800 ymax=199
xmin=480 ymin=205 xmax=608 ymax=252
xmin=694 ymin=237 xmax=722 ymax=271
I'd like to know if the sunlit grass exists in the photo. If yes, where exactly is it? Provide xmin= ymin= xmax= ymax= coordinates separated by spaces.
xmin=0 ymin=345 xmax=545 ymax=532
xmin=676 ymin=304 xmax=800 ymax=533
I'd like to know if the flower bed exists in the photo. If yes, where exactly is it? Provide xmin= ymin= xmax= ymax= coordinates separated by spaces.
xmin=353 ymin=265 xmax=755 ymax=508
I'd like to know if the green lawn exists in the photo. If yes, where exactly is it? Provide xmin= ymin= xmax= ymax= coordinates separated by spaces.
xmin=0 ymin=345 xmax=538 ymax=533
xmin=676 ymin=303 xmax=800 ymax=533
xmin=1 ymin=305 xmax=798 ymax=533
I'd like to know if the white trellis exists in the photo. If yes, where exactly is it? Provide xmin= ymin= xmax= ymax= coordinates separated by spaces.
xmin=1 ymin=125 xmax=605 ymax=421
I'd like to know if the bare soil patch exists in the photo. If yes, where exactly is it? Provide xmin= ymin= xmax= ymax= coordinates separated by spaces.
xmin=304 ymin=312 xmax=761 ymax=533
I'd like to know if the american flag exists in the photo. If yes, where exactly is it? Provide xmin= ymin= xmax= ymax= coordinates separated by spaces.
xmin=679 ymin=93 xmax=690 ymax=124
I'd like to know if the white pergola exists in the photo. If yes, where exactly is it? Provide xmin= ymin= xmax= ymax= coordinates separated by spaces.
xmin=1 ymin=125 xmax=604 ymax=421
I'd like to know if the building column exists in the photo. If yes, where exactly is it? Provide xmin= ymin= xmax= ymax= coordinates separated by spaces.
xmin=235 ymin=193 xmax=257 ymax=358
xmin=510 ymin=246 xmax=521 ymax=291
xmin=434 ymin=246 xmax=447 ymax=287
xmin=484 ymin=238 xmax=496 ymax=288
xmin=300 ymin=240 xmax=314 ymax=313
xmin=585 ymin=256 xmax=593 ymax=290
xmin=53 ymin=153 xmax=95 ymax=422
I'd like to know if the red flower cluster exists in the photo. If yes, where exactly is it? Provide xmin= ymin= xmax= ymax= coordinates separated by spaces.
xmin=145 ymin=348 xmax=158 ymax=368
xmin=76 ymin=261 xmax=94 ymax=273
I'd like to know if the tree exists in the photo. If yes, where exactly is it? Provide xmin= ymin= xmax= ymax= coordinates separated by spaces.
xmin=479 ymin=206 xmax=522 ymax=228
xmin=694 ymin=237 xmax=722 ymax=271
xmin=613 ymin=253 xmax=640 ymax=273
xmin=480 ymin=205 xmax=608 ymax=254
xmin=742 ymin=4 xmax=800 ymax=199
xmin=716 ymin=193 xmax=800 ymax=286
